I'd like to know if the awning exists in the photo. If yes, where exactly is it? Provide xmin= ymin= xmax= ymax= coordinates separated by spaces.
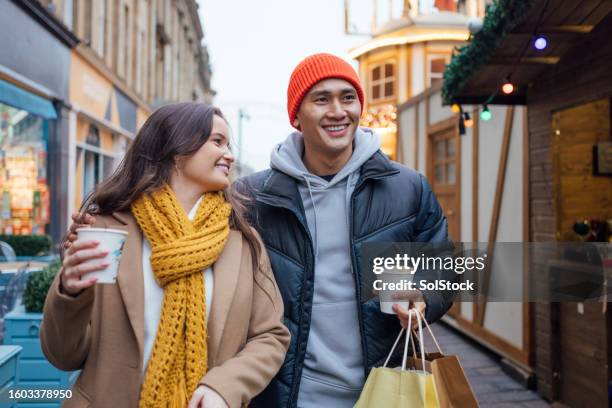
xmin=442 ymin=0 xmax=612 ymax=105
xmin=0 ymin=78 xmax=57 ymax=119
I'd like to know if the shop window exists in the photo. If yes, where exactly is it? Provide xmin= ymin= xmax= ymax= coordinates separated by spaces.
xmin=370 ymin=62 xmax=396 ymax=101
xmin=360 ymin=105 xmax=398 ymax=159
xmin=124 ymin=4 xmax=131 ymax=79
xmin=103 ymin=155 xmax=115 ymax=179
xmin=83 ymin=150 xmax=100 ymax=198
xmin=83 ymin=0 xmax=93 ymax=44
xmin=428 ymin=55 xmax=450 ymax=87
xmin=0 ymin=103 xmax=50 ymax=236
xmin=95 ymin=0 xmax=107 ymax=57
xmin=77 ymin=126 xmax=115 ymax=200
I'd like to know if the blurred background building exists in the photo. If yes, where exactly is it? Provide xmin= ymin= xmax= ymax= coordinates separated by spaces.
xmin=0 ymin=0 xmax=214 ymax=247
xmin=348 ymin=0 xmax=486 ymax=159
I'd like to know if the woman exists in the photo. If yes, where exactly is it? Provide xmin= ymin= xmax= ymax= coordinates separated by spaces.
xmin=40 ymin=103 xmax=290 ymax=408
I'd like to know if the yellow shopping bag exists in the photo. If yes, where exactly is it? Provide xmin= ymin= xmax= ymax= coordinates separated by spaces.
xmin=355 ymin=311 xmax=440 ymax=408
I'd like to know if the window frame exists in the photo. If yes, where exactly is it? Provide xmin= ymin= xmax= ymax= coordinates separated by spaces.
xmin=369 ymin=60 xmax=397 ymax=103
xmin=426 ymin=53 xmax=451 ymax=88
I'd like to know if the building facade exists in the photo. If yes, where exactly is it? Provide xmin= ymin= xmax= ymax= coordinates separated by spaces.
xmin=349 ymin=0 xmax=486 ymax=158
xmin=0 ymin=0 xmax=77 ymax=244
xmin=0 ymin=0 xmax=214 ymax=248
xmin=39 ymin=0 xmax=214 ymax=106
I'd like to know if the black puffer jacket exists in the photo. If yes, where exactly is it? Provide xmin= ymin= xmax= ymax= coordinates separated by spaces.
xmin=239 ymin=151 xmax=454 ymax=407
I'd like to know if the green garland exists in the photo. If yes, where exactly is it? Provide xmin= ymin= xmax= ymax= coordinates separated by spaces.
xmin=442 ymin=0 xmax=535 ymax=104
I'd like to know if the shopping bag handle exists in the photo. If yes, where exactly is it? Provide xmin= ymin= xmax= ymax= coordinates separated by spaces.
xmin=383 ymin=313 xmax=427 ymax=375
xmin=404 ymin=310 xmax=426 ymax=374
xmin=412 ymin=310 xmax=444 ymax=354
xmin=383 ymin=327 xmax=405 ymax=368
xmin=401 ymin=312 xmax=413 ymax=370
xmin=383 ymin=312 xmax=416 ymax=370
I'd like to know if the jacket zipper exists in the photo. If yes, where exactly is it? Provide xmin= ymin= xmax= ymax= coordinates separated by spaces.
xmin=349 ymin=182 xmax=369 ymax=379
xmin=256 ymin=194 xmax=314 ymax=407
xmin=349 ymin=170 xmax=399 ymax=378
xmin=289 ymin=199 xmax=315 ymax=407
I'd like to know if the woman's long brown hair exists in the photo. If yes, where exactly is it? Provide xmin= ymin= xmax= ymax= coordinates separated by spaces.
xmin=75 ymin=102 xmax=262 ymax=271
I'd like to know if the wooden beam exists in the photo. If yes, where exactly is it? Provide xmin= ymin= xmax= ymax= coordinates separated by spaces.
xmin=522 ymin=106 xmax=530 ymax=244
xmin=396 ymin=106 xmax=404 ymax=163
xmin=451 ymin=315 xmax=530 ymax=367
xmin=397 ymin=83 xmax=442 ymax=111
xmin=477 ymin=106 xmax=515 ymax=327
xmin=452 ymin=94 xmax=527 ymax=106
xmin=425 ymin=113 xmax=432 ymax=181
xmin=540 ymin=24 xmax=594 ymax=34
xmin=427 ymin=115 xmax=457 ymax=135
xmin=472 ymin=106 xmax=479 ymax=243
xmin=425 ymin=92 xmax=431 ymax=127
xmin=488 ymin=57 xmax=561 ymax=65
xmin=472 ymin=106 xmax=479 ymax=325
xmin=456 ymin=114 xmax=462 ymax=244
xmin=512 ymin=25 xmax=595 ymax=34
xmin=414 ymin=104 xmax=419 ymax=171
xmin=522 ymin=106 xmax=533 ymax=365
xmin=425 ymin=94 xmax=431 ymax=179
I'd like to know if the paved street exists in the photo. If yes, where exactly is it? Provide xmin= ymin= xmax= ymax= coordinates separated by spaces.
xmin=425 ymin=323 xmax=550 ymax=408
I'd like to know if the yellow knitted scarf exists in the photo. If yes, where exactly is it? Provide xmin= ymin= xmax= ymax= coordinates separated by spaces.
xmin=132 ymin=184 xmax=231 ymax=408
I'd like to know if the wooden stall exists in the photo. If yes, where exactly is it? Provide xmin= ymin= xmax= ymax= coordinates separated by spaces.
xmin=397 ymin=84 xmax=531 ymax=377
xmin=442 ymin=1 xmax=612 ymax=405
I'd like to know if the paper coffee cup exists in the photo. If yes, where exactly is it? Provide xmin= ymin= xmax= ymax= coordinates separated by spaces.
xmin=75 ymin=227 xmax=128 ymax=284
xmin=378 ymin=268 xmax=414 ymax=314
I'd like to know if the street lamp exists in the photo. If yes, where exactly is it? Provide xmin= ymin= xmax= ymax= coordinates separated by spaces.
xmin=237 ymin=108 xmax=250 ymax=177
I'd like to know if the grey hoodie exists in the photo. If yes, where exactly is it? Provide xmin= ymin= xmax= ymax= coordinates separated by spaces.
xmin=270 ymin=128 xmax=381 ymax=408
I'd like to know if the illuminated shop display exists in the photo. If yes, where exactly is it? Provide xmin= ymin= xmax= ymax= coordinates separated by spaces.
xmin=360 ymin=104 xmax=398 ymax=159
xmin=0 ymin=103 xmax=50 ymax=235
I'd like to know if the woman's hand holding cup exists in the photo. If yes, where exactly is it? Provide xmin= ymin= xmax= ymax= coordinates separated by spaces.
xmin=61 ymin=240 xmax=109 ymax=296
xmin=64 ymin=212 xmax=97 ymax=249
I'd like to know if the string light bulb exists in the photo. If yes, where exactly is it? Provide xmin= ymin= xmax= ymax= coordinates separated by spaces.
xmin=534 ymin=36 xmax=547 ymax=50
xmin=463 ymin=112 xmax=473 ymax=128
xmin=480 ymin=105 xmax=492 ymax=121
xmin=451 ymin=104 xmax=461 ymax=113
xmin=502 ymin=81 xmax=514 ymax=94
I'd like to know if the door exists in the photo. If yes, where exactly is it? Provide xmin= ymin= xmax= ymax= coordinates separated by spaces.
xmin=427 ymin=116 xmax=461 ymax=241
xmin=427 ymin=116 xmax=461 ymax=318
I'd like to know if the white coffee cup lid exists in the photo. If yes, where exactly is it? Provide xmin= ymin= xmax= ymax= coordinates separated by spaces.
xmin=76 ymin=227 xmax=128 ymax=235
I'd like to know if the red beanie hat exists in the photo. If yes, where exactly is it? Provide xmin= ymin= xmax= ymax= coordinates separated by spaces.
xmin=287 ymin=53 xmax=365 ymax=129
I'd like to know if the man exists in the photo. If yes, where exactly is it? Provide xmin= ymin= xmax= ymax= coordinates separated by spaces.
xmin=68 ymin=53 xmax=454 ymax=407
xmin=238 ymin=53 xmax=454 ymax=407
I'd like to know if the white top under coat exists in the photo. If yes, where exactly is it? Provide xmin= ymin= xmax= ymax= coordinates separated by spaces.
xmin=141 ymin=196 xmax=213 ymax=373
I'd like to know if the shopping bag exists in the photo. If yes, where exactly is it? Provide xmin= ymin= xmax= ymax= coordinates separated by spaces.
xmin=354 ymin=311 xmax=440 ymax=408
xmin=414 ymin=311 xmax=479 ymax=408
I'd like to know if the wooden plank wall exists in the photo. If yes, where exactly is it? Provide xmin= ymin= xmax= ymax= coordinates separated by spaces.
xmin=551 ymin=99 xmax=611 ymax=408
xmin=526 ymin=12 xmax=612 ymax=401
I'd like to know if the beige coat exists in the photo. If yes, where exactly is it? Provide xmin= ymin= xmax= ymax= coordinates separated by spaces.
xmin=40 ymin=211 xmax=290 ymax=407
